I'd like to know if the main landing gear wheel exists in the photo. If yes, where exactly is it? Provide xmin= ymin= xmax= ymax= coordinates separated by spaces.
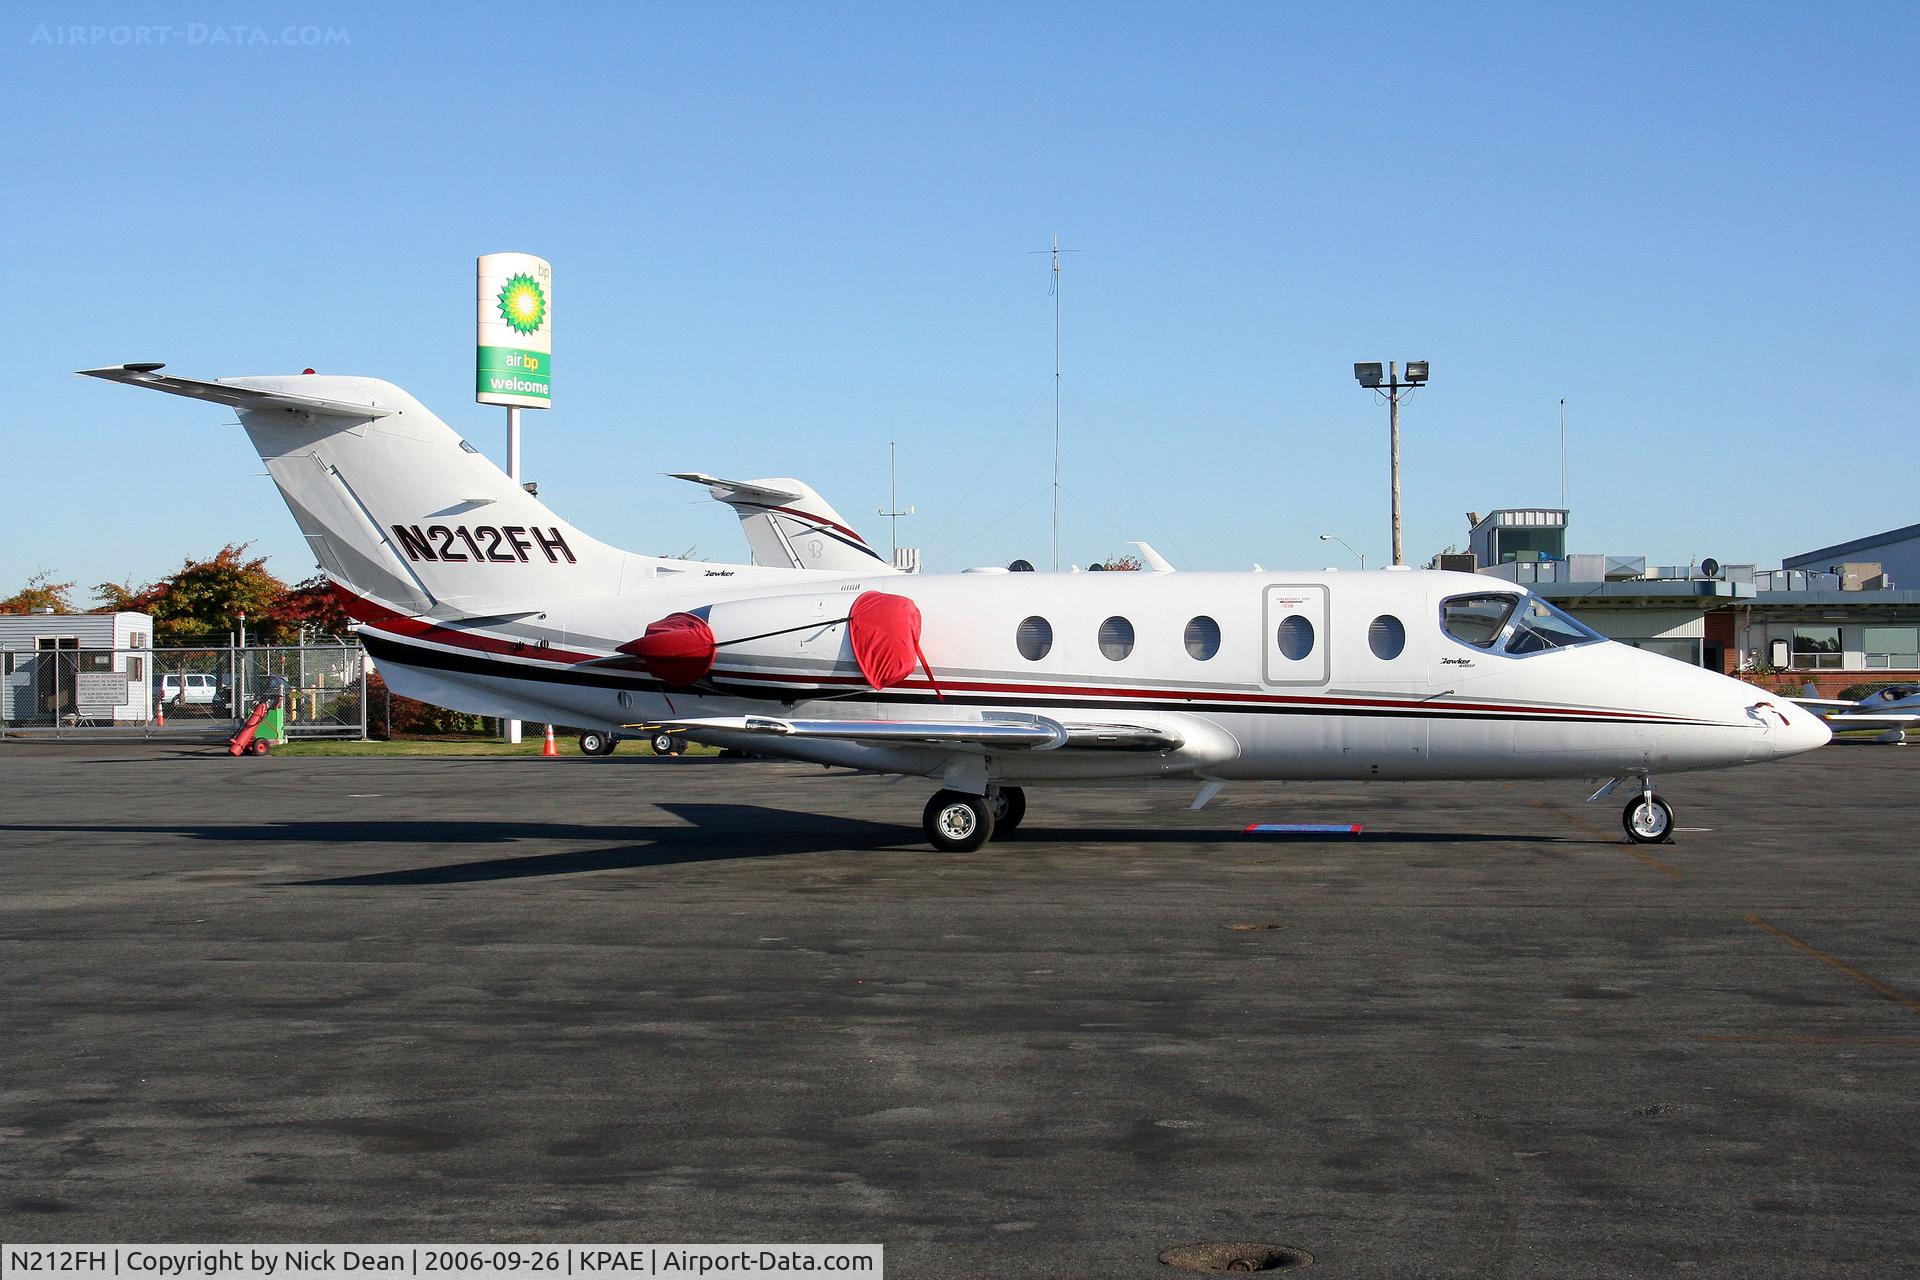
xmin=578 ymin=730 xmax=617 ymax=756
xmin=651 ymin=732 xmax=679 ymax=756
xmin=924 ymin=790 xmax=995 ymax=852
xmin=1623 ymin=792 xmax=1674 ymax=844
xmin=987 ymin=786 xmax=1026 ymax=836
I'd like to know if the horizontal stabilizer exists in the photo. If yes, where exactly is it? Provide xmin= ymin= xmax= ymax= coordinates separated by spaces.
xmin=77 ymin=364 xmax=393 ymax=420
xmin=666 ymin=472 xmax=801 ymax=504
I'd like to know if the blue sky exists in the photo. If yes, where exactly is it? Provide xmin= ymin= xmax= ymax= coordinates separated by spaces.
xmin=5 ymin=1 xmax=1915 ymax=596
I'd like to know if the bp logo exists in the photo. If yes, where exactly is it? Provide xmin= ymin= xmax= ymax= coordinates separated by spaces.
xmin=496 ymin=273 xmax=547 ymax=336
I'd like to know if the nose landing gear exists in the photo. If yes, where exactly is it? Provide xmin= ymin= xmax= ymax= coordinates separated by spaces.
xmin=1591 ymin=776 xmax=1677 ymax=844
xmin=1622 ymin=785 xmax=1674 ymax=844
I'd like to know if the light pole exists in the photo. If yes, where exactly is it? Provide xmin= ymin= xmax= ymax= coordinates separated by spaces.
xmin=1353 ymin=360 xmax=1429 ymax=566
xmin=1318 ymin=533 xmax=1365 ymax=570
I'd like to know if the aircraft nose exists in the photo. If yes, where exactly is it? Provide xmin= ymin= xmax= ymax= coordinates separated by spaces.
xmin=1776 ymin=704 xmax=1833 ymax=757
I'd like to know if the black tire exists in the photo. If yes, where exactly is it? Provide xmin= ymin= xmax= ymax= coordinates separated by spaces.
xmin=1623 ymin=793 xmax=1674 ymax=844
xmin=652 ymin=732 xmax=679 ymax=756
xmin=578 ymin=730 xmax=616 ymax=756
xmin=249 ymin=739 xmax=269 ymax=756
xmin=987 ymin=786 xmax=1026 ymax=836
xmin=924 ymin=790 xmax=995 ymax=852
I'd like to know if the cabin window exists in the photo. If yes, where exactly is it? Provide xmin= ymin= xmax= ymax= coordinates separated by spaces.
xmin=1184 ymin=616 xmax=1221 ymax=660
xmin=1098 ymin=616 xmax=1135 ymax=661
xmin=1440 ymin=594 xmax=1516 ymax=649
xmin=1368 ymin=615 xmax=1406 ymax=661
xmin=1276 ymin=614 xmax=1315 ymax=661
xmin=1504 ymin=596 xmax=1603 ymax=655
xmin=1016 ymin=616 xmax=1053 ymax=661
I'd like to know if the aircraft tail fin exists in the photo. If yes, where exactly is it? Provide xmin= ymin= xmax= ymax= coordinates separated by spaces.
xmin=668 ymin=472 xmax=895 ymax=573
xmin=81 ymin=364 xmax=640 ymax=620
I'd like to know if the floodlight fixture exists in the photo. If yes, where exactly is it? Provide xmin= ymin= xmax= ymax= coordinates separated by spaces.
xmin=1350 ymin=359 xmax=1433 ymax=566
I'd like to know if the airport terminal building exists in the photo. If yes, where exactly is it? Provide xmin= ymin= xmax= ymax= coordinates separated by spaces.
xmin=1458 ymin=510 xmax=1920 ymax=694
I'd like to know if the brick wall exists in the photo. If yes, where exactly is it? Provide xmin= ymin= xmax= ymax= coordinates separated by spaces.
xmin=1732 ymin=670 xmax=1920 ymax=698
xmin=1705 ymin=610 xmax=1736 ymax=673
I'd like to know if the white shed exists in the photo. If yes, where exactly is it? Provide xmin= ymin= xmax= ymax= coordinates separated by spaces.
xmin=0 ymin=611 xmax=156 ymax=726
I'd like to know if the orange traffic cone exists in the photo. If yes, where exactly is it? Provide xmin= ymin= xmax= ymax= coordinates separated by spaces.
xmin=154 ymin=696 xmax=166 ymax=728
xmin=541 ymin=724 xmax=558 ymax=757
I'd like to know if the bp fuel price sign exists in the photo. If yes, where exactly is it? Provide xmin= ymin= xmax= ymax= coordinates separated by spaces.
xmin=477 ymin=252 xmax=552 ymax=408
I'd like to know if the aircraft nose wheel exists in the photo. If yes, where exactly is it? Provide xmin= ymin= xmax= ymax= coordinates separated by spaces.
xmin=1623 ymin=792 xmax=1674 ymax=844
xmin=924 ymin=790 xmax=995 ymax=852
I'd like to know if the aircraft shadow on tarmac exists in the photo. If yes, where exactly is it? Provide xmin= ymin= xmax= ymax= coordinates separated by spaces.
xmin=0 ymin=805 xmax=1574 ymax=887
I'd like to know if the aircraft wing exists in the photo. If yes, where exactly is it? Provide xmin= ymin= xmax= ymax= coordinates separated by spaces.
xmin=1825 ymin=713 xmax=1920 ymax=725
xmin=649 ymin=714 xmax=1182 ymax=752
xmin=1790 ymin=697 xmax=1861 ymax=709
xmin=77 ymin=364 xmax=393 ymax=419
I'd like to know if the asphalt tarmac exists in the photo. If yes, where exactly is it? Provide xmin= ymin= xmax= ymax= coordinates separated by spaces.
xmin=2 ymin=743 xmax=1916 ymax=1278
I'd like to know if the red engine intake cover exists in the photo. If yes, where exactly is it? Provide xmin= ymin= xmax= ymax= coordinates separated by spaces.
xmin=847 ymin=591 xmax=923 ymax=690
xmin=618 ymin=612 xmax=715 ymax=686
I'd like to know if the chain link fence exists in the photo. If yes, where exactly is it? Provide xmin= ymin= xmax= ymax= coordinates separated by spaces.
xmin=1 ymin=644 xmax=366 ymax=739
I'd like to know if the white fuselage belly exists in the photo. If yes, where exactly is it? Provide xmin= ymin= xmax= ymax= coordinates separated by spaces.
xmin=359 ymin=566 xmax=1818 ymax=785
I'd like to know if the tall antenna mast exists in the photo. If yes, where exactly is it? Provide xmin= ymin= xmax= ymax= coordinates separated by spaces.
xmin=1051 ymin=233 xmax=1062 ymax=571
xmin=1559 ymin=397 xmax=1567 ymax=509
xmin=1028 ymin=235 xmax=1077 ymax=569
xmin=878 ymin=438 xmax=915 ymax=562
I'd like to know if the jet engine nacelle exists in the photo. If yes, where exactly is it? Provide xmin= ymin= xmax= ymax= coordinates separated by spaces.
xmin=623 ymin=590 xmax=926 ymax=693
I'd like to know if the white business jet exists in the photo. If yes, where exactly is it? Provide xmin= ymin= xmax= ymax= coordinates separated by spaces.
xmin=82 ymin=364 xmax=1832 ymax=850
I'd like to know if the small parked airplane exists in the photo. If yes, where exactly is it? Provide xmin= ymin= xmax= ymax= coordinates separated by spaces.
xmin=83 ymin=364 xmax=1832 ymax=849
xmin=1792 ymin=684 xmax=1920 ymax=745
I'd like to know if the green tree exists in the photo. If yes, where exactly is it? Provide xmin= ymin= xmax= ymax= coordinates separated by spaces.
xmin=94 ymin=544 xmax=291 ymax=645
xmin=0 ymin=571 xmax=78 ymax=614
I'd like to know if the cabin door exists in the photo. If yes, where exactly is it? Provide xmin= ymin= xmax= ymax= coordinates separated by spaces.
xmin=1262 ymin=585 xmax=1329 ymax=686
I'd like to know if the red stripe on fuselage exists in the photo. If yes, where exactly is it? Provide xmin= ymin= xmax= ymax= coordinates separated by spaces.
xmin=332 ymin=583 xmax=599 ymax=664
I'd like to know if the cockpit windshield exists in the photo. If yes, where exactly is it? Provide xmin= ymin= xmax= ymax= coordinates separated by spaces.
xmin=1504 ymin=596 xmax=1604 ymax=655
xmin=1440 ymin=594 xmax=1515 ymax=648
xmin=1440 ymin=592 xmax=1604 ymax=655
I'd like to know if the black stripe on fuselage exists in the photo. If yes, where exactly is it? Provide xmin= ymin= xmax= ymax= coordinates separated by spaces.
xmin=361 ymin=630 xmax=1714 ymax=729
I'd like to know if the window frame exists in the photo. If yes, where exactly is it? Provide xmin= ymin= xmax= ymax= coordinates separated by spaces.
xmin=1183 ymin=615 xmax=1221 ymax=661
xmin=1438 ymin=592 xmax=1520 ymax=653
xmin=1367 ymin=614 xmax=1407 ymax=662
xmin=1015 ymin=615 xmax=1053 ymax=662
